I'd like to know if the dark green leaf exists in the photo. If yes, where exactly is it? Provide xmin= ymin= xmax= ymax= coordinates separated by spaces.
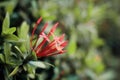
xmin=0 ymin=54 xmax=4 ymax=62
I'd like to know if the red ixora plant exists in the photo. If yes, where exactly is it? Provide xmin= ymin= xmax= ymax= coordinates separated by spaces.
xmin=30 ymin=17 xmax=67 ymax=57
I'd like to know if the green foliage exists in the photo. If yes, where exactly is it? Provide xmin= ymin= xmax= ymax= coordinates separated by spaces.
xmin=0 ymin=13 xmax=53 ymax=80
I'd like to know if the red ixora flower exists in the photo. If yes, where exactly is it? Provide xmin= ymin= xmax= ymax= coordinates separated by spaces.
xmin=30 ymin=17 xmax=67 ymax=57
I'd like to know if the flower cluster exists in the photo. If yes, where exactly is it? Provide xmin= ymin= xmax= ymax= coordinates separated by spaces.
xmin=30 ymin=17 xmax=67 ymax=57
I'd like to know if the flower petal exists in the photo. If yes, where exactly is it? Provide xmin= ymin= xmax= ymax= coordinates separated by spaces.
xmin=48 ymin=22 xmax=59 ymax=37
xmin=30 ymin=17 xmax=42 ymax=50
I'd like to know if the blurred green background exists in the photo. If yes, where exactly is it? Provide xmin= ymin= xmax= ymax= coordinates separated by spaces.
xmin=0 ymin=0 xmax=120 ymax=80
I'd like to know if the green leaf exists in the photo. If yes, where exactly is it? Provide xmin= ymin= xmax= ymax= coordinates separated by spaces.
xmin=18 ymin=21 xmax=30 ymax=52
xmin=31 ymin=51 xmax=37 ymax=60
xmin=1 ymin=13 xmax=17 ymax=36
xmin=14 ymin=46 xmax=24 ymax=58
xmin=4 ymin=34 xmax=19 ymax=42
xmin=26 ymin=64 xmax=36 ymax=79
xmin=4 ymin=42 xmax=10 ymax=63
xmin=18 ymin=21 xmax=29 ymax=39
xmin=4 ymin=27 xmax=16 ymax=34
xmin=29 ymin=61 xmax=46 ymax=69
xmin=9 ymin=66 xmax=19 ymax=77
xmin=0 ymin=54 xmax=4 ymax=62
xmin=2 ymin=12 xmax=10 ymax=34
xmin=28 ymin=74 xmax=35 ymax=79
xmin=29 ymin=61 xmax=54 ymax=69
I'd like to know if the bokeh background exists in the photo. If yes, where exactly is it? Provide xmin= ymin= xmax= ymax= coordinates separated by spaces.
xmin=0 ymin=0 xmax=120 ymax=80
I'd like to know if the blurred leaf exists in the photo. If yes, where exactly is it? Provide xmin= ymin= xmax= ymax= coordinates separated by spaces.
xmin=2 ymin=12 xmax=10 ymax=34
xmin=29 ymin=61 xmax=54 ymax=69
xmin=3 ymin=27 xmax=16 ymax=35
xmin=18 ymin=21 xmax=29 ymax=39
xmin=91 ymin=4 xmax=107 ymax=21
xmin=5 ymin=1 xmax=17 ymax=14
xmin=85 ymin=69 xmax=97 ymax=80
xmin=26 ymin=64 xmax=36 ymax=79
xmin=67 ymin=28 xmax=77 ymax=54
xmin=18 ymin=21 xmax=29 ymax=52
xmin=2 ymin=13 xmax=17 ymax=39
xmin=9 ymin=66 xmax=19 ymax=77
xmin=31 ymin=51 xmax=37 ymax=60
xmin=28 ymin=74 xmax=35 ymax=79
xmin=85 ymin=48 xmax=105 ymax=74
xmin=40 ymin=9 xmax=56 ymax=21
xmin=14 ymin=46 xmax=24 ymax=58
xmin=4 ymin=34 xmax=19 ymax=42
xmin=29 ymin=61 xmax=46 ymax=69
xmin=86 ymin=0 xmax=94 ymax=21
xmin=98 ymin=70 xmax=115 ymax=80
xmin=93 ymin=38 xmax=104 ymax=47
xmin=0 ymin=1 xmax=17 ymax=14
xmin=31 ymin=0 xmax=39 ymax=17
xmin=0 ymin=54 xmax=4 ymax=62
xmin=4 ymin=42 xmax=10 ymax=63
